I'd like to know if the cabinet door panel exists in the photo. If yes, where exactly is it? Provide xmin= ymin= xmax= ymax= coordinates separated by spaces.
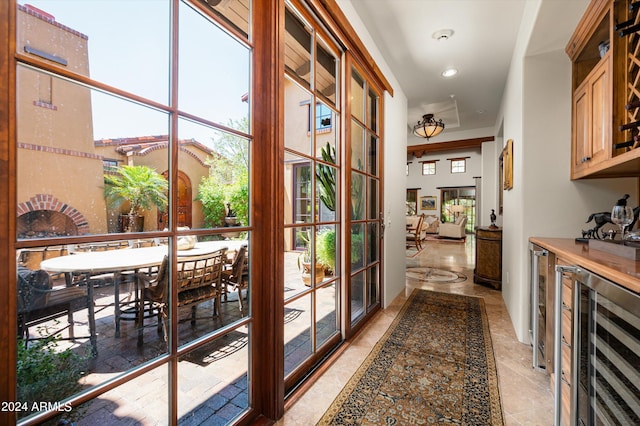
xmin=573 ymin=86 xmax=589 ymax=175
xmin=589 ymin=56 xmax=610 ymax=165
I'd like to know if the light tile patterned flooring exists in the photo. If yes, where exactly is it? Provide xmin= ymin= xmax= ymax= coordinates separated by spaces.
xmin=279 ymin=236 xmax=554 ymax=425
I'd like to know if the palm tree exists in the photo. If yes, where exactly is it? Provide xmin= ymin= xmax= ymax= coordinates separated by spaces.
xmin=104 ymin=165 xmax=168 ymax=232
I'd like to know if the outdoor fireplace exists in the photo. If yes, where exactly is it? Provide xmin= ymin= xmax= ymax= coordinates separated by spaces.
xmin=17 ymin=210 xmax=78 ymax=239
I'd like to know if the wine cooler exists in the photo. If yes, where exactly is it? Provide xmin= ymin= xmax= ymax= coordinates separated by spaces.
xmin=529 ymin=243 xmax=555 ymax=371
xmin=571 ymin=268 xmax=640 ymax=426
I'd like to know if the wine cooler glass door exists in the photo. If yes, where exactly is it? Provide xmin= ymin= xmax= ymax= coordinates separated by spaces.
xmin=575 ymin=273 xmax=640 ymax=426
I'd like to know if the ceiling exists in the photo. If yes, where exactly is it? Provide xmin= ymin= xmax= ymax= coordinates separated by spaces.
xmin=349 ymin=0 xmax=590 ymax=141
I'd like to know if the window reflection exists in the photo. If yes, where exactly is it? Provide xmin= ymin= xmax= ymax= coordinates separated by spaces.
xmin=285 ymin=8 xmax=312 ymax=89
xmin=196 ymin=0 xmax=250 ymax=39
xmin=317 ymin=38 xmax=337 ymax=105
xmin=179 ymin=2 xmax=250 ymax=132
xmin=17 ymin=1 xmax=171 ymax=104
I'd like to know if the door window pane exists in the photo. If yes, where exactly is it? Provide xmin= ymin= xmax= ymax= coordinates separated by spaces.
xmin=350 ymin=223 xmax=365 ymax=271
xmin=350 ymin=270 xmax=365 ymax=324
xmin=284 ymin=293 xmax=312 ymax=377
xmin=367 ymin=134 xmax=379 ymax=176
xmin=179 ymin=118 xmax=250 ymax=231
xmin=316 ymin=163 xmax=337 ymax=222
xmin=198 ymin=0 xmax=250 ymax=39
xmin=368 ymin=88 xmax=378 ymax=132
xmin=75 ymin=364 xmax=170 ymax=425
xmin=316 ymin=282 xmax=339 ymax=348
xmin=17 ymin=1 xmax=171 ymax=104
xmin=284 ymin=153 xmax=312 ymax=225
xmin=178 ymin=328 xmax=250 ymax=423
xmin=284 ymin=226 xmax=314 ymax=300
xmin=284 ymin=77 xmax=312 ymax=156
xmin=317 ymin=38 xmax=337 ymax=106
xmin=179 ymin=2 xmax=250 ymax=132
xmin=16 ymin=240 xmax=170 ymax=418
xmin=17 ymin=67 xmax=169 ymax=238
xmin=317 ymin=224 xmax=338 ymax=279
xmin=368 ymin=178 xmax=379 ymax=220
xmin=367 ymin=222 xmax=379 ymax=266
xmin=285 ymin=8 xmax=312 ymax=89
xmin=351 ymin=120 xmax=365 ymax=171
xmin=350 ymin=69 xmax=365 ymax=123
xmin=351 ymin=172 xmax=365 ymax=221
xmin=368 ymin=264 xmax=379 ymax=309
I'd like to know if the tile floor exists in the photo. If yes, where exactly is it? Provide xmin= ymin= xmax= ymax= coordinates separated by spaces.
xmin=279 ymin=236 xmax=555 ymax=425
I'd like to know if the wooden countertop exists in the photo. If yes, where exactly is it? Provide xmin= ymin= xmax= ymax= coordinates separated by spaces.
xmin=529 ymin=237 xmax=640 ymax=294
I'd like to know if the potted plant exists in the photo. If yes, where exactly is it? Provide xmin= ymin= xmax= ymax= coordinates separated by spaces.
xmin=297 ymin=230 xmax=324 ymax=286
xmin=104 ymin=165 xmax=168 ymax=232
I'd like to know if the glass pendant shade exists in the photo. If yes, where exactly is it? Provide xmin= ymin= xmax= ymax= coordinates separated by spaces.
xmin=413 ymin=114 xmax=445 ymax=139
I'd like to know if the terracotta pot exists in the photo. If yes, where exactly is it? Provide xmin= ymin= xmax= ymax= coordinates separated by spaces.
xmin=301 ymin=262 xmax=324 ymax=286
xmin=119 ymin=214 xmax=144 ymax=232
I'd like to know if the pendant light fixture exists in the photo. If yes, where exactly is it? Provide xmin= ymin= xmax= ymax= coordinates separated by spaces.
xmin=413 ymin=114 xmax=445 ymax=139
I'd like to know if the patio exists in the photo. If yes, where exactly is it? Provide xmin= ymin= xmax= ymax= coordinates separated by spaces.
xmin=17 ymin=249 xmax=335 ymax=425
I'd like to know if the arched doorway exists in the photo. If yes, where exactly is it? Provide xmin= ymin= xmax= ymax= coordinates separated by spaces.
xmin=157 ymin=170 xmax=192 ymax=229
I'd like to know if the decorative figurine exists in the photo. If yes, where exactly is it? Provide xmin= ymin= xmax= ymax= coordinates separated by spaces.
xmin=579 ymin=194 xmax=640 ymax=242
xmin=489 ymin=209 xmax=497 ymax=229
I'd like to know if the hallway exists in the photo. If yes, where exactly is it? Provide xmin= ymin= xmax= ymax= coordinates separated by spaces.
xmin=279 ymin=236 xmax=554 ymax=425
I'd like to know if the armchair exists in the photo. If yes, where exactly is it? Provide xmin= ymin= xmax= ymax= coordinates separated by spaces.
xmin=423 ymin=215 xmax=440 ymax=234
xmin=438 ymin=215 xmax=468 ymax=239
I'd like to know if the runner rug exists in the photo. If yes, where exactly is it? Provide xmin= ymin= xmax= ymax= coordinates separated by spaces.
xmin=317 ymin=289 xmax=503 ymax=425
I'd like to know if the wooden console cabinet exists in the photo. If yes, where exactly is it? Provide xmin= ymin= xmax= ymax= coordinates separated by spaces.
xmin=473 ymin=227 xmax=502 ymax=290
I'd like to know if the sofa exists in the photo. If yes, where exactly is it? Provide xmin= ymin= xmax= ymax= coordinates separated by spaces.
xmin=438 ymin=215 xmax=468 ymax=239
xmin=423 ymin=215 xmax=440 ymax=234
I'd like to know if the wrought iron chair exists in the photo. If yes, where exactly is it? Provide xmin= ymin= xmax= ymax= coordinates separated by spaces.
xmin=17 ymin=266 xmax=97 ymax=355
xmin=222 ymin=245 xmax=249 ymax=312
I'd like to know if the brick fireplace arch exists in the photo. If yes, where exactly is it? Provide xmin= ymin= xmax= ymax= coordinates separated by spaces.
xmin=17 ymin=194 xmax=90 ymax=237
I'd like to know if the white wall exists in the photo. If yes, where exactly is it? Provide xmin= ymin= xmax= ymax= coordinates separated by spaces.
xmin=498 ymin=3 xmax=639 ymax=343
xmin=338 ymin=0 xmax=408 ymax=308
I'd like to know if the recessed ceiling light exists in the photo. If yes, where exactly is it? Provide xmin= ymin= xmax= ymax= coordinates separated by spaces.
xmin=441 ymin=68 xmax=458 ymax=78
xmin=432 ymin=29 xmax=454 ymax=41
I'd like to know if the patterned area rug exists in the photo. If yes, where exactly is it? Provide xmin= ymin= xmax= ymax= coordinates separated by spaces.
xmin=406 ymin=267 xmax=467 ymax=283
xmin=317 ymin=290 xmax=503 ymax=425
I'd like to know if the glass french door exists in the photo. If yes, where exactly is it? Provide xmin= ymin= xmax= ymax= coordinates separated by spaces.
xmin=282 ymin=4 xmax=342 ymax=391
xmin=347 ymin=63 xmax=383 ymax=333
xmin=440 ymin=187 xmax=476 ymax=233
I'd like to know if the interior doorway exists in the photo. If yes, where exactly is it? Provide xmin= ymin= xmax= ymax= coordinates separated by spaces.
xmin=440 ymin=186 xmax=476 ymax=233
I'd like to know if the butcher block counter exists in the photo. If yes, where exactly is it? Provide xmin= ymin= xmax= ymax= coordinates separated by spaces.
xmin=529 ymin=237 xmax=640 ymax=294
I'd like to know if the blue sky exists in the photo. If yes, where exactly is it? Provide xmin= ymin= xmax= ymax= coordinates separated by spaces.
xmin=21 ymin=0 xmax=250 ymax=144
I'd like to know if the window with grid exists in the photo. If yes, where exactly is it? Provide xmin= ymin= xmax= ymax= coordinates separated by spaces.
xmin=451 ymin=159 xmax=466 ymax=173
xmin=422 ymin=161 xmax=436 ymax=175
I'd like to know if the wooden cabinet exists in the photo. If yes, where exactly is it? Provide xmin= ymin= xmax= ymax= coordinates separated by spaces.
xmin=572 ymin=53 xmax=611 ymax=177
xmin=473 ymin=227 xmax=502 ymax=290
xmin=567 ymin=0 xmax=640 ymax=179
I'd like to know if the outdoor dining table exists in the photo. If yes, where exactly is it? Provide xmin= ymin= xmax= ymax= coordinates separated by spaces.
xmin=40 ymin=240 xmax=246 ymax=338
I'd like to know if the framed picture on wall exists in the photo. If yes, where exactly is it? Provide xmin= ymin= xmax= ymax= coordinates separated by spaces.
xmin=502 ymin=139 xmax=513 ymax=190
xmin=420 ymin=196 xmax=437 ymax=210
